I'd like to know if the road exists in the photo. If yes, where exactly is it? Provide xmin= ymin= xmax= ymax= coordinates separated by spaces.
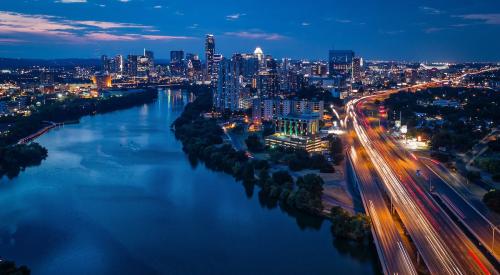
xmin=347 ymin=134 xmax=417 ymax=275
xmin=349 ymin=91 xmax=498 ymax=274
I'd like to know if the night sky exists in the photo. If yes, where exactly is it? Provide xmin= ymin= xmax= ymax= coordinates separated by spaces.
xmin=0 ymin=0 xmax=499 ymax=61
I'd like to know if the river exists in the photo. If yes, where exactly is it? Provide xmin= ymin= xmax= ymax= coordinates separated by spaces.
xmin=0 ymin=89 xmax=379 ymax=275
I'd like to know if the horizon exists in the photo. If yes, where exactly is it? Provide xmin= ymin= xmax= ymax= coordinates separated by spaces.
xmin=0 ymin=1 xmax=499 ymax=62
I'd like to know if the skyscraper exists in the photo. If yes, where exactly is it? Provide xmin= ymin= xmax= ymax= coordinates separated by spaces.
xmin=170 ymin=50 xmax=184 ymax=63
xmin=352 ymin=57 xmax=362 ymax=82
xmin=212 ymin=53 xmax=223 ymax=83
xmin=170 ymin=50 xmax=185 ymax=76
xmin=205 ymin=34 xmax=215 ymax=81
xmin=113 ymin=55 xmax=124 ymax=76
xmin=254 ymin=47 xmax=265 ymax=71
xmin=101 ymin=55 xmax=111 ymax=73
xmin=127 ymin=55 xmax=139 ymax=77
xmin=214 ymin=56 xmax=242 ymax=112
xmin=328 ymin=50 xmax=355 ymax=76
xmin=144 ymin=49 xmax=155 ymax=72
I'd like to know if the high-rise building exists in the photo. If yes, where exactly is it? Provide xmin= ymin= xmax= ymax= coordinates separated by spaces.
xmin=170 ymin=50 xmax=185 ymax=76
xmin=254 ymin=47 xmax=265 ymax=71
xmin=352 ymin=57 xmax=362 ymax=82
xmin=127 ymin=55 xmax=139 ymax=77
xmin=113 ymin=55 xmax=124 ymax=75
xmin=144 ymin=49 xmax=155 ymax=73
xmin=241 ymin=54 xmax=259 ymax=79
xmin=211 ymin=53 xmax=223 ymax=83
xmin=205 ymin=34 xmax=215 ymax=81
xmin=170 ymin=50 xmax=184 ymax=63
xmin=101 ymin=55 xmax=112 ymax=73
xmin=214 ymin=56 xmax=242 ymax=112
xmin=328 ymin=50 xmax=355 ymax=76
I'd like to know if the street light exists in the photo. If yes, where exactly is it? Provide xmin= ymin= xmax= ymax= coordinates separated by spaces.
xmin=491 ymin=224 xmax=499 ymax=257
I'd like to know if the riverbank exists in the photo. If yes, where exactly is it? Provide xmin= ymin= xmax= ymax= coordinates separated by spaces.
xmin=0 ymin=259 xmax=29 ymax=275
xmin=173 ymin=85 xmax=371 ymax=243
xmin=0 ymin=88 xmax=379 ymax=274
xmin=0 ymin=88 xmax=158 ymax=179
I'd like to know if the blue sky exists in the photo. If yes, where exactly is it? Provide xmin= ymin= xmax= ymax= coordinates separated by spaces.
xmin=0 ymin=0 xmax=499 ymax=61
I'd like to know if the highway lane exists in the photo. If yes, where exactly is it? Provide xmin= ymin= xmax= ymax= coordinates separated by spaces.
xmin=349 ymin=97 xmax=498 ymax=274
xmin=415 ymin=156 xmax=500 ymax=260
xmin=366 ymin=93 xmax=500 ymax=262
xmin=347 ymin=131 xmax=417 ymax=275
xmin=420 ymin=157 xmax=499 ymax=223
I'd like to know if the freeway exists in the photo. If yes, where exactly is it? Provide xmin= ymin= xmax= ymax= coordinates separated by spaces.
xmin=348 ymin=95 xmax=499 ymax=274
xmin=347 ymin=135 xmax=418 ymax=275
xmin=364 ymin=89 xmax=500 ymax=262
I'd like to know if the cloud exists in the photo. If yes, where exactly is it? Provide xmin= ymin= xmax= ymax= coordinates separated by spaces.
xmin=84 ymin=32 xmax=192 ymax=41
xmin=72 ymin=20 xmax=151 ymax=29
xmin=55 ymin=0 xmax=87 ymax=3
xmin=419 ymin=6 xmax=442 ymax=15
xmin=455 ymin=13 xmax=500 ymax=25
xmin=226 ymin=13 xmax=246 ymax=21
xmin=224 ymin=31 xmax=286 ymax=41
xmin=0 ymin=11 xmax=191 ymax=43
xmin=379 ymin=30 xmax=405 ymax=35
xmin=153 ymin=5 xmax=162 ymax=9
xmin=301 ymin=22 xmax=310 ymax=26
xmin=0 ymin=38 xmax=24 ymax=43
xmin=424 ymin=27 xmax=447 ymax=33
xmin=84 ymin=32 xmax=137 ymax=41
xmin=335 ymin=19 xmax=352 ymax=24
xmin=0 ymin=11 xmax=82 ymax=38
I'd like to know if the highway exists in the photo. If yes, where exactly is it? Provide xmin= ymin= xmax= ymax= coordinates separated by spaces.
xmin=347 ymin=135 xmax=418 ymax=275
xmin=364 ymin=87 xmax=500 ymax=262
xmin=347 ymin=92 xmax=499 ymax=274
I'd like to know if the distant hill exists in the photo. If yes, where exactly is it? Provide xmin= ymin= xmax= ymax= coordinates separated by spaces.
xmin=0 ymin=58 xmax=100 ymax=69
xmin=0 ymin=58 xmax=170 ymax=69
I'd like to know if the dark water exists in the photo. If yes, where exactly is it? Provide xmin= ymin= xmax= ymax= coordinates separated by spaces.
xmin=0 ymin=90 xmax=378 ymax=275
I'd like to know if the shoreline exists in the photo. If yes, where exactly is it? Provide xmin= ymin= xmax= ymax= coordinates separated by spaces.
xmin=0 ymin=88 xmax=158 ymax=180
xmin=173 ymin=85 xmax=372 ymax=243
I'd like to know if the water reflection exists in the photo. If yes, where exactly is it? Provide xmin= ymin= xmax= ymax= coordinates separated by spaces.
xmin=0 ymin=89 xmax=377 ymax=275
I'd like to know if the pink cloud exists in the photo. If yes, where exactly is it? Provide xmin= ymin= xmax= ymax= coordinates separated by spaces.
xmin=72 ymin=20 xmax=152 ymax=29
xmin=224 ymin=31 xmax=286 ymax=41
xmin=0 ymin=38 xmax=24 ymax=43
xmin=84 ymin=32 xmax=193 ymax=41
xmin=0 ymin=11 xmax=192 ymax=43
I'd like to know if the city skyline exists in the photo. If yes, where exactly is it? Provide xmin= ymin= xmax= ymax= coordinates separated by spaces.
xmin=0 ymin=0 xmax=499 ymax=62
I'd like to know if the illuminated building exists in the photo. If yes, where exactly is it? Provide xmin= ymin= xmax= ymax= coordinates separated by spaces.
xmin=265 ymin=113 xmax=324 ymax=152
xmin=170 ymin=50 xmax=184 ymax=63
xmin=91 ymin=74 xmax=112 ymax=90
xmin=211 ymin=53 xmax=223 ymax=83
xmin=254 ymin=47 xmax=264 ymax=70
xmin=113 ymin=55 xmax=124 ymax=76
xmin=214 ymin=56 xmax=241 ymax=111
xmin=328 ymin=50 xmax=355 ymax=76
xmin=352 ymin=57 xmax=362 ymax=82
xmin=205 ymin=34 xmax=215 ymax=81
xmin=252 ymin=98 xmax=324 ymax=123
xmin=127 ymin=55 xmax=139 ymax=77
xmin=101 ymin=55 xmax=112 ymax=73
xmin=186 ymin=53 xmax=202 ymax=80
xmin=170 ymin=50 xmax=185 ymax=76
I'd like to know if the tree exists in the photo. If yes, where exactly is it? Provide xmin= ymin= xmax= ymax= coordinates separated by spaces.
xmin=272 ymin=170 xmax=293 ymax=186
xmin=245 ymin=134 xmax=265 ymax=152
xmin=329 ymin=136 xmax=344 ymax=164
xmin=483 ymin=190 xmax=500 ymax=214
xmin=241 ymin=162 xmax=255 ymax=183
